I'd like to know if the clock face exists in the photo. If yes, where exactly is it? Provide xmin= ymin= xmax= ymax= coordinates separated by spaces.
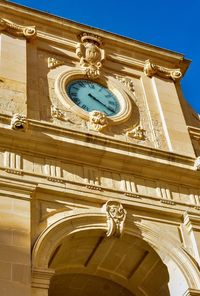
xmin=66 ymin=80 xmax=120 ymax=116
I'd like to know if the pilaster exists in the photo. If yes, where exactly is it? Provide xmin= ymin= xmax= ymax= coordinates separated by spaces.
xmin=151 ymin=76 xmax=195 ymax=157
xmin=0 ymin=32 xmax=27 ymax=115
xmin=183 ymin=213 xmax=200 ymax=265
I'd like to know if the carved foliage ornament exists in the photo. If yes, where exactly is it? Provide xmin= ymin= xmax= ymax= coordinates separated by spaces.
xmin=76 ymin=33 xmax=105 ymax=79
xmin=11 ymin=114 xmax=28 ymax=131
xmin=126 ymin=125 xmax=146 ymax=140
xmin=144 ymin=59 xmax=182 ymax=81
xmin=0 ymin=18 xmax=36 ymax=40
xmin=48 ymin=57 xmax=64 ymax=69
xmin=88 ymin=110 xmax=108 ymax=132
xmin=115 ymin=75 xmax=135 ymax=93
xmin=104 ymin=200 xmax=127 ymax=238
xmin=51 ymin=105 xmax=65 ymax=120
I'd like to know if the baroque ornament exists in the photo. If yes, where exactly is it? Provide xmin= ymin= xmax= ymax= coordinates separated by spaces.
xmin=76 ymin=33 xmax=105 ymax=79
xmin=11 ymin=114 xmax=28 ymax=131
xmin=126 ymin=125 xmax=146 ymax=140
xmin=104 ymin=200 xmax=127 ymax=238
xmin=0 ymin=18 xmax=36 ymax=40
xmin=48 ymin=57 xmax=64 ymax=69
xmin=144 ymin=59 xmax=182 ymax=81
xmin=88 ymin=110 xmax=108 ymax=132
xmin=51 ymin=105 xmax=65 ymax=120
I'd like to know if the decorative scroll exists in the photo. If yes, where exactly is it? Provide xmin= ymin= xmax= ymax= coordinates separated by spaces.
xmin=144 ymin=59 xmax=182 ymax=81
xmin=115 ymin=75 xmax=135 ymax=93
xmin=0 ymin=18 xmax=36 ymax=40
xmin=76 ymin=33 xmax=105 ymax=79
xmin=126 ymin=125 xmax=146 ymax=140
xmin=11 ymin=114 xmax=28 ymax=131
xmin=194 ymin=156 xmax=200 ymax=171
xmin=88 ymin=110 xmax=108 ymax=132
xmin=48 ymin=57 xmax=64 ymax=69
xmin=104 ymin=200 xmax=126 ymax=238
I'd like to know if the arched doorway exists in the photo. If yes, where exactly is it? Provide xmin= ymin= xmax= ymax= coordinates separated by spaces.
xmin=32 ymin=211 xmax=200 ymax=296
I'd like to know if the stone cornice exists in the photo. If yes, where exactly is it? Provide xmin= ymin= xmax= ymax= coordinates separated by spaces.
xmin=0 ymin=174 xmax=192 ymax=221
xmin=0 ymin=117 xmax=199 ymax=187
xmin=0 ymin=1 xmax=190 ymax=75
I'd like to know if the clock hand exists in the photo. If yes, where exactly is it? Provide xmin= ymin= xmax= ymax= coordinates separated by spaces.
xmin=88 ymin=93 xmax=115 ymax=113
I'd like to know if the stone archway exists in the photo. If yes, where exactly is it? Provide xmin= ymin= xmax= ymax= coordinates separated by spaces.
xmin=32 ymin=210 xmax=200 ymax=296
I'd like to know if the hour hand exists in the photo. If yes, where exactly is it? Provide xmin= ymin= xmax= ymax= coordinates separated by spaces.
xmin=88 ymin=93 xmax=96 ymax=100
xmin=88 ymin=93 xmax=115 ymax=113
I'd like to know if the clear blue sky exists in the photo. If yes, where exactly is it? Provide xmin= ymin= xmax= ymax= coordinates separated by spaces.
xmin=8 ymin=0 xmax=200 ymax=113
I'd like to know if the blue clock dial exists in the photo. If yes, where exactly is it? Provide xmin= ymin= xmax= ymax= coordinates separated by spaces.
xmin=66 ymin=80 xmax=120 ymax=116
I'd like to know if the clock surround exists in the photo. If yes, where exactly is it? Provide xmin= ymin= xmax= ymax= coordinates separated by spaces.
xmin=55 ymin=69 xmax=132 ymax=124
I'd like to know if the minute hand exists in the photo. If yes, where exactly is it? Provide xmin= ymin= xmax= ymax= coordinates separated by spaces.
xmin=88 ymin=93 xmax=115 ymax=113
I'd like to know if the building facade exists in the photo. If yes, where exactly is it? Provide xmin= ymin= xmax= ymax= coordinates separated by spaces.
xmin=0 ymin=1 xmax=200 ymax=295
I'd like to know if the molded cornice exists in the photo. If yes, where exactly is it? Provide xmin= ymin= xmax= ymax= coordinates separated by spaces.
xmin=0 ymin=117 xmax=199 ymax=187
xmin=0 ymin=1 xmax=190 ymax=75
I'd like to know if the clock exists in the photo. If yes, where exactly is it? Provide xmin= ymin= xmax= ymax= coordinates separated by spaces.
xmin=66 ymin=80 xmax=120 ymax=116
xmin=55 ymin=69 xmax=133 ymax=124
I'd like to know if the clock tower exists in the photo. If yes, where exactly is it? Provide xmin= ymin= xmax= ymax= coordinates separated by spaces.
xmin=0 ymin=2 xmax=200 ymax=296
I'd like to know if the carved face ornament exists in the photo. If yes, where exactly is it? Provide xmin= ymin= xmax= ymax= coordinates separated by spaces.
xmin=108 ymin=204 xmax=125 ymax=220
xmin=84 ymin=42 xmax=101 ymax=64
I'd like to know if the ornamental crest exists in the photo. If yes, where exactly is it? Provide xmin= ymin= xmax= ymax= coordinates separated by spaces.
xmin=76 ymin=33 xmax=105 ymax=79
xmin=104 ymin=200 xmax=127 ymax=238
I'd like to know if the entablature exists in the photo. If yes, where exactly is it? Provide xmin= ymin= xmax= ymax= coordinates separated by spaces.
xmin=0 ymin=120 xmax=200 ymax=190
xmin=0 ymin=1 xmax=190 ymax=75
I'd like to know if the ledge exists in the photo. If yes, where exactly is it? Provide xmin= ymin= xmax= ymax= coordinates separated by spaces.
xmin=0 ymin=117 xmax=199 ymax=186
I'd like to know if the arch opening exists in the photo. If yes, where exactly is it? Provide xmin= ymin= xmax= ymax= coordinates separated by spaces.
xmin=32 ymin=212 xmax=200 ymax=296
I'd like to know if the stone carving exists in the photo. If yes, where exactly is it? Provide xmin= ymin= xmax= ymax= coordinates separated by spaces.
xmin=194 ymin=156 xmax=200 ymax=171
xmin=48 ymin=57 xmax=64 ymax=69
xmin=51 ymin=105 xmax=65 ymax=120
xmin=144 ymin=59 xmax=182 ymax=81
xmin=104 ymin=200 xmax=127 ymax=238
xmin=115 ymin=75 xmax=135 ymax=93
xmin=0 ymin=18 xmax=36 ymax=40
xmin=88 ymin=110 xmax=108 ymax=132
xmin=11 ymin=114 xmax=28 ymax=131
xmin=76 ymin=33 xmax=105 ymax=79
xmin=126 ymin=125 xmax=146 ymax=140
